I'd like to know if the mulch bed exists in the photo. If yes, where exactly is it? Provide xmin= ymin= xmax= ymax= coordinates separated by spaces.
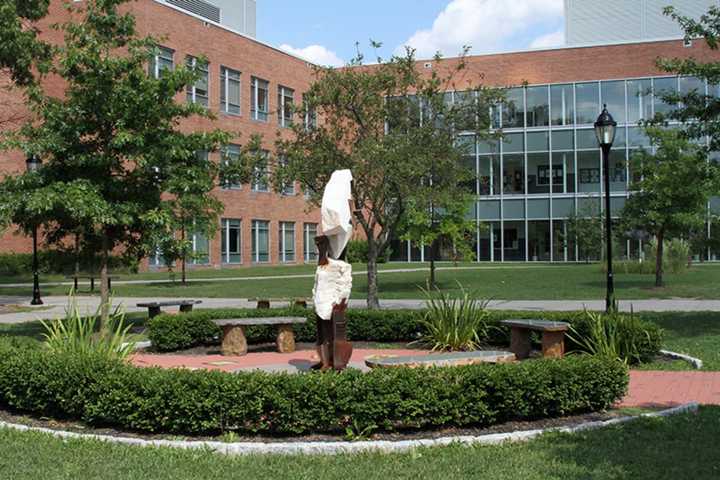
xmin=0 ymin=406 xmax=655 ymax=444
xmin=141 ymin=341 xmax=426 ymax=356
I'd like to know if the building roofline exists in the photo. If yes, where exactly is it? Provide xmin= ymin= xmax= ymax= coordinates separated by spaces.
xmin=151 ymin=0 xmax=319 ymax=67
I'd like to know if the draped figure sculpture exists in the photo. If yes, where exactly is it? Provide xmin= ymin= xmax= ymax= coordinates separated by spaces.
xmin=312 ymin=170 xmax=353 ymax=370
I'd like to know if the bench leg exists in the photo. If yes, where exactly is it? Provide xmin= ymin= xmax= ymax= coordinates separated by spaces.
xmin=509 ymin=327 xmax=532 ymax=360
xmin=293 ymin=299 xmax=307 ymax=309
xmin=256 ymin=300 xmax=270 ymax=309
xmin=276 ymin=325 xmax=295 ymax=353
xmin=541 ymin=331 xmax=565 ymax=359
xmin=148 ymin=306 xmax=162 ymax=319
xmin=74 ymin=278 xmax=78 ymax=291
xmin=90 ymin=278 xmax=95 ymax=292
xmin=179 ymin=304 xmax=193 ymax=314
xmin=108 ymin=277 xmax=112 ymax=291
xmin=222 ymin=325 xmax=247 ymax=356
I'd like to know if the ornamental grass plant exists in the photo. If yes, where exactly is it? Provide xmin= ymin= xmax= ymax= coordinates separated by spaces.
xmin=418 ymin=284 xmax=491 ymax=351
xmin=41 ymin=295 xmax=135 ymax=361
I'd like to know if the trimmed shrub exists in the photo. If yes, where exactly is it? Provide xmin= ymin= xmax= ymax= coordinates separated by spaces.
xmin=0 ymin=339 xmax=628 ymax=436
xmin=147 ymin=307 xmax=662 ymax=362
xmin=345 ymin=240 xmax=391 ymax=264
xmin=0 ymin=251 xmax=138 ymax=276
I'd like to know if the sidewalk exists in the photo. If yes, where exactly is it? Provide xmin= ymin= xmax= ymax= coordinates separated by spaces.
xmin=2 ymin=295 xmax=720 ymax=323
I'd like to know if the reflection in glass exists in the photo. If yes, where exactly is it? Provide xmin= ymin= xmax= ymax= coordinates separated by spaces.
xmin=527 ymin=152 xmax=550 ymax=194
xmin=552 ymin=151 xmax=575 ymax=193
xmin=577 ymin=151 xmax=601 ymax=193
xmin=551 ymin=130 xmax=574 ymax=151
xmin=528 ymin=221 xmax=551 ymax=261
xmin=653 ymin=77 xmax=677 ymax=117
xmin=479 ymin=155 xmax=501 ymax=195
xmin=526 ymin=86 xmax=549 ymax=127
xmin=502 ymin=88 xmax=524 ymax=128
xmin=627 ymin=79 xmax=652 ymax=124
xmin=502 ymin=154 xmax=524 ymax=195
xmin=502 ymin=132 xmax=524 ymax=153
xmin=527 ymin=131 xmax=549 ymax=151
xmin=575 ymin=82 xmax=600 ymax=124
xmin=608 ymin=149 xmax=627 ymax=192
xmin=601 ymin=80 xmax=626 ymax=124
xmin=551 ymin=84 xmax=574 ymax=126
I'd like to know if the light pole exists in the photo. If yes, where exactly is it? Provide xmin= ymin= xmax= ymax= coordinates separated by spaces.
xmin=594 ymin=105 xmax=617 ymax=313
xmin=26 ymin=154 xmax=43 ymax=306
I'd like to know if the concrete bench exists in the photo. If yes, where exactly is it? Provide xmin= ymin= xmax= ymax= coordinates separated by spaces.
xmin=365 ymin=350 xmax=516 ymax=369
xmin=136 ymin=300 xmax=203 ymax=318
xmin=65 ymin=274 xmax=120 ymax=292
xmin=213 ymin=317 xmax=307 ymax=356
xmin=249 ymin=297 xmax=311 ymax=309
xmin=501 ymin=319 xmax=570 ymax=359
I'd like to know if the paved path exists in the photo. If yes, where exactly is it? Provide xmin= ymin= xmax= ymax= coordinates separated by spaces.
xmin=2 ymin=295 xmax=720 ymax=323
xmin=621 ymin=370 xmax=720 ymax=408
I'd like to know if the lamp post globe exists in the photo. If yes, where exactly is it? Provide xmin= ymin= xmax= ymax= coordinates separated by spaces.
xmin=26 ymin=154 xmax=43 ymax=306
xmin=594 ymin=105 xmax=617 ymax=313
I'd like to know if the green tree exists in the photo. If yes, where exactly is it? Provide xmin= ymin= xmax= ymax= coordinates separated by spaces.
xmin=620 ymin=127 xmax=716 ymax=287
xmin=276 ymin=45 xmax=501 ymax=308
xmin=0 ymin=0 xmax=232 ymax=323
xmin=563 ymin=204 xmax=604 ymax=263
xmin=0 ymin=0 xmax=52 ymax=86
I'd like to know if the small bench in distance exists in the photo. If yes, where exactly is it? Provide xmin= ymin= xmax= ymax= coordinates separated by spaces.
xmin=213 ymin=317 xmax=307 ymax=356
xmin=136 ymin=300 xmax=203 ymax=318
xmin=501 ymin=319 xmax=570 ymax=359
xmin=365 ymin=350 xmax=516 ymax=369
xmin=249 ymin=297 xmax=311 ymax=309
xmin=65 ymin=274 xmax=120 ymax=292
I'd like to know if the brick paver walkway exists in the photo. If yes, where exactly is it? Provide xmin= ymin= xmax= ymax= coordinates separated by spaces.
xmin=620 ymin=370 xmax=720 ymax=407
xmin=134 ymin=350 xmax=720 ymax=407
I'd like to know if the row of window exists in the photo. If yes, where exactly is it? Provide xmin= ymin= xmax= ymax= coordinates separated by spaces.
xmin=150 ymin=46 xmax=316 ymax=127
xmin=149 ymin=221 xmax=319 ymax=266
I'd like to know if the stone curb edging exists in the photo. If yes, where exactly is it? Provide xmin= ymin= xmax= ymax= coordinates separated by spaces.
xmin=0 ymin=402 xmax=699 ymax=456
xmin=660 ymin=350 xmax=704 ymax=369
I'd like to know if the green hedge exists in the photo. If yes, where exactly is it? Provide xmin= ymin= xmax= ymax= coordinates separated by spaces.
xmin=0 ymin=251 xmax=138 ymax=276
xmin=0 ymin=340 xmax=628 ymax=436
xmin=147 ymin=308 xmax=662 ymax=363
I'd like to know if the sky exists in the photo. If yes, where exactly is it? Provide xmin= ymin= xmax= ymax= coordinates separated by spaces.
xmin=256 ymin=0 xmax=566 ymax=67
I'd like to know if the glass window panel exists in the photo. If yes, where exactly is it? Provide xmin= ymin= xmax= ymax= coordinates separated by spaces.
xmin=454 ymin=90 xmax=476 ymax=131
xmin=503 ymin=200 xmax=524 ymax=219
xmin=577 ymin=150 xmax=601 ymax=193
xmin=527 ymin=152 xmax=550 ymax=194
xmin=528 ymin=201 xmax=550 ymax=219
xmin=502 ymin=88 xmax=524 ymax=128
xmin=192 ymin=231 xmax=209 ymax=264
xmin=186 ymin=57 xmax=209 ymax=107
xmin=613 ymin=126 xmax=627 ymax=149
xmin=478 ymin=139 xmax=500 ymax=154
xmin=600 ymin=80 xmax=626 ymax=124
xmin=552 ymin=198 xmax=575 ymax=218
xmin=628 ymin=127 xmax=651 ymax=148
xmin=460 ymin=155 xmax=477 ymax=194
xmin=627 ymin=79 xmax=652 ymax=124
xmin=552 ymin=151 xmax=575 ymax=193
xmin=220 ymin=66 xmax=241 ymax=115
xmin=526 ymin=86 xmax=549 ymax=127
xmin=456 ymin=134 xmax=476 ymax=156
xmin=653 ymin=77 xmax=677 ymax=117
xmin=251 ymin=77 xmax=269 ymax=121
xmin=478 ymin=222 xmax=493 ymax=261
xmin=478 ymin=200 xmax=500 ymax=220
xmin=550 ymin=84 xmax=574 ymax=126
xmin=279 ymin=222 xmax=295 ymax=262
xmin=610 ymin=197 xmax=626 ymax=216
xmin=551 ymin=130 xmax=574 ymax=150
xmin=221 ymin=144 xmax=242 ymax=189
xmin=149 ymin=46 xmax=174 ymax=78
xmin=679 ymin=76 xmax=705 ymax=95
xmin=576 ymin=128 xmax=599 ymax=150
xmin=503 ymin=221 xmax=526 ymax=261
xmin=479 ymin=155 xmax=500 ymax=195
xmin=304 ymin=223 xmax=318 ymax=262
xmin=527 ymin=131 xmax=549 ymax=152
xmin=221 ymin=219 xmax=242 ymax=264
xmin=575 ymin=82 xmax=600 ymax=125
xmin=502 ymin=154 xmax=524 ymax=195
xmin=502 ymin=132 xmax=524 ymax=153
xmin=251 ymin=220 xmax=270 ymax=262
xmin=608 ymin=149 xmax=627 ymax=192
xmin=528 ymin=220 xmax=551 ymax=261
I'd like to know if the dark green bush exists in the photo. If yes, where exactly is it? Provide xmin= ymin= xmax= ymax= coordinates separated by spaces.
xmin=0 ymin=251 xmax=138 ymax=276
xmin=0 ymin=339 xmax=628 ymax=436
xmin=147 ymin=307 xmax=662 ymax=362
xmin=345 ymin=240 xmax=391 ymax=264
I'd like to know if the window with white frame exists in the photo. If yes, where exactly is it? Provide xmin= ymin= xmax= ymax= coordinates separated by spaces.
xmin=251 ymin=220 xmax=270 ymax=262
xmin=279 ymin=222 xmax=295 ymax=262
xmin=191 ymin=230 xmax=210 ymax=264
xmin=251 ymin=77 xmax=269 ymax=121
xmin=186 ymin=56 xmax=209 ymax=107
xmin=221 ymin=144 xmax=242 ymax=189
xmin=277 ymin=85 xmax=294 ymax=127
xmin=303 ymin=223 xmax=318 ymax=262
xmin=251 ymin=150 xmax=269 ymax=192
xmin=149 ymin=46 xmax=174 ymax=78
xmin=149 ymin=247 xmax=166 ymax=267
xmin=220 ymin=66 xmax=241 ymax=115
xmin=279 ymin=155 xmax=295 ymax=195
xmin=221 ymin=218 xmax=241 ymax=264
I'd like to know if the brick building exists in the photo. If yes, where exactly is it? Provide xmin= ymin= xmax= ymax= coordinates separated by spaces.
xmin=1 ymin=0 xmax=719 ymax=267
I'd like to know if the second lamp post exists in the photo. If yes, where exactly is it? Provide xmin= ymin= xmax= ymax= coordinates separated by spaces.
xmin=594 ymin=105 xmax=617 ymax=313
xmin=26 ymin=154 xmax=43 ymax=306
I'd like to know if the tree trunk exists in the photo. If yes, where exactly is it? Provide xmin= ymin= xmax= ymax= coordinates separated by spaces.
xmin=181 ymin=224 xmax=187 ymax=286
xmin=429 ymin=238 xmax=437 ymax=288
xmin=74 ymin=233 xmax=81 ymax=279
xmin=99 ymin=234 xmax=110 ymax=329
xmin=655 ymin=230 xmax=665 ymax=287
xmin=366 ymin=240 xmax=380 ymax=309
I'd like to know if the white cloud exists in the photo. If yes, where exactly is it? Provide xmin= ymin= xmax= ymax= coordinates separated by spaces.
xmin=279 ymin=44 xmax=344 ymax=67
xmin=397 ymin=0 xmax=564 ymax=58
xmin=530 ymin=29 xmax=565 ymax=49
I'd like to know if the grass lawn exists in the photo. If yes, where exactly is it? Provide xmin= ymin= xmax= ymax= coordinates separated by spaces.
xmin=2 ymin=262 xmax=720 ymax=300
xmin=0 ymin=407 xmax=716 ymax=479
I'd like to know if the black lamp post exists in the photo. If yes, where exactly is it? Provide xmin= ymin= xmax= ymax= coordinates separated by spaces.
xmin=594 ymin=105 xmax=617 ymax=313
xmin=26 ymin=154 xmax=43 ymax=306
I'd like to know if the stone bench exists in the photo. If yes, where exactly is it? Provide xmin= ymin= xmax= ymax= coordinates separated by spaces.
xmin=501 ymin=319 xmax=570 ymax=359
xmin=136 ymin=300 xmax=202 ymax=318
xmin=365 ymin=350 xmax=516 ymax=369
xmin=249 ymin=297 xmax=311 ymax=309
xmin=65 ymin=274 xmax=120 ymax=292
xmin=213 ymin=317 xmax=307 ymax=356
